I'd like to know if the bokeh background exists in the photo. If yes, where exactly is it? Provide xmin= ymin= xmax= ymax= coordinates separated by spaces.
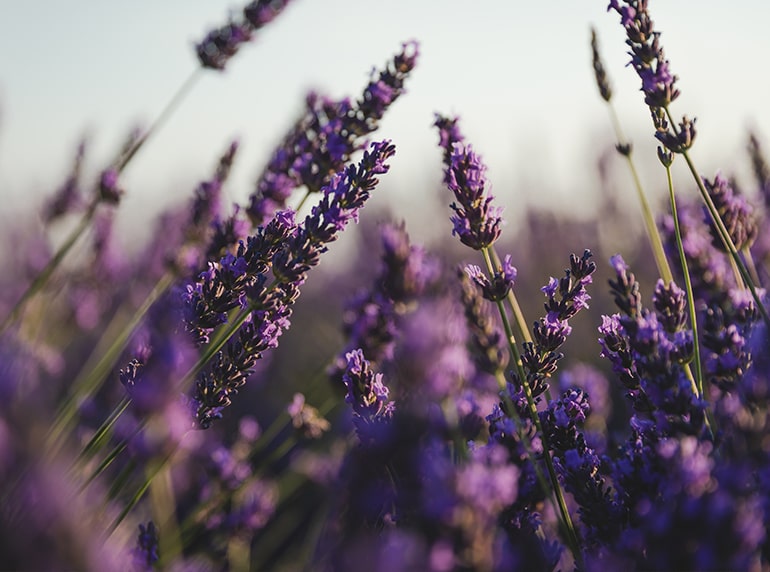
xmin=1 ymin=0 xmax=769 ymax=382
xmin=2 ymin=0 xmax=769 ymax=246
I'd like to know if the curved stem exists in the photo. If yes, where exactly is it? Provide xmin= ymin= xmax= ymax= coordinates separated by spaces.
xmin=665 ymin=166 xmax=704 ymax=397
xmin=606 ymin=103 xmax=674 ymax=284
xmin=115 ymin=69 xmax=202 ymax=173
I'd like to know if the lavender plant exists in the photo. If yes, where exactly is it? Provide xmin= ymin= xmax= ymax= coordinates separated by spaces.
xmin=4 ymin=0 xmax=770 ymax=570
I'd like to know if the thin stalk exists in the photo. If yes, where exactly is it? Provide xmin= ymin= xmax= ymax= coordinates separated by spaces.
xmin=115 ymin=69 xmax=202 ymax=173
xmin=481 ymin=247 xmax=583 ymax=566
xmin=664 ymin=107 xmax=770 ymax=327
xmin=293 ymin=188 xmax=313 ymax=215
xmin=150 ymin=464 xmax=183 ymax=569
xmin=488 ymin=247 xmax=551 ymax=406
xmin=107 ymin=449 xmax=176 ymax=535
xmin=606 ymin=104 xmax=675 ymax=284
xmin=743 ymin=245 xmax=761 ymax=287
xmin=0 ymin=200 xmax=98 ymax=334
xmin=78 ymin=397 xmax=131 ymax=462
xmin=664 ymin=165 xmax=704 ymax=396
xmin=79 ymin=440 xmax=129 ymax=492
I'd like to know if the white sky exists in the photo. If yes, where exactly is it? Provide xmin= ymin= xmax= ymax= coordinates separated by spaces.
xmin=1 ymin=1 xmax=769 ymax=246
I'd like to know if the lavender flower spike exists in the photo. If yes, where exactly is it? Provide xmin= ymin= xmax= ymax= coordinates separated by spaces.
xmin=444 ymin=143 xmax=503 ymax=250
xmin=343 ymin=349 xmax=394 ymax=444
xmin=196 ymin=1 xmax=293 ymax=70
xmin=607 ymin=0 xmax=680 ymax=110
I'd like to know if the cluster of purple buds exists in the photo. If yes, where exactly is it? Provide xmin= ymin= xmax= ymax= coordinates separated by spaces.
xmin=342 ymin=349 xmax=394 ymax=444
xmin=443 ymin=143 xmax=503 ymax=250
xmin=516 ymin=250 xmax=596 ymax=398
xmin=609 ymin=0 xmax=698 ymax=154
xmin=607 ymin=0 xmax=679 ymax=109
xmin=246 ymin=42 xmax=418 ymax=226
xmin=329 ymin=221 xmax=438 ymax=385
xmin=703 ymin=172 xmax=758 ymax=252
xmin=196 ymin=1 xmax=292 ymax=70
xmin=600 ymin=256 xmax=702 ymax=434
xmin=188 ymin=141 xmax=395 ymax=427
xmin=465 ymin=254 xmax=517 ymax=302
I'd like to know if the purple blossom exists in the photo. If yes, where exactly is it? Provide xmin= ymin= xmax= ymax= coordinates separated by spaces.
xmin=441 ymin=142 xmax=503 ymax=250
xmin=132 ymin=521 xmax=159 ymax=571
xmin=608 ymin=0 xmax=680 ymax=109
xmin=247 ymin=43 xmax=417 ymax=226
xmin=703 ymin=172 xmax=758 ymax=252
xmin=464 ymin=254 xmax=517 ymax=302
xmin=342 ymin=349 xmax=394 ymax=443
xmin=196 ymin=21 xmax=253 ymax=70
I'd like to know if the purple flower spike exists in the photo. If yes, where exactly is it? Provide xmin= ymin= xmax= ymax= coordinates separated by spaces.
xmin=132 ymin=521 xmax=159 ymax=570
xmin=703 ymin=172 xmax=758 ymax=252
xmin=196 ymin=21 xmax=253 ymax=70
xmin=342 ymin=349 xmax=394 ymax=443
xmin=608 ymin=0 xmax=680 ymax=109
xmin=442 ymin=142 xmax=503 ymax=250
xmin=464 ymin=255 xmax=516 ymax=302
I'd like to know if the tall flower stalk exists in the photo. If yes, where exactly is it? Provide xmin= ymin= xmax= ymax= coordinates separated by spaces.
xmin=435 ymin=125 xmax=584 ymax=565
xmin=590 ymin=26 xmax=674 ymax=285
xmin=607 ymin=0 xmax=769 ymax=327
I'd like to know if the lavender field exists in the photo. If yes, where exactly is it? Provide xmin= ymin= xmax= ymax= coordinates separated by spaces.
xmin=2 ymin=1 xmax=770 ymax=570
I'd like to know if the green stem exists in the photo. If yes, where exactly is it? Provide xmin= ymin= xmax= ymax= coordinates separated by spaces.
xmin=480 ymin=247 xmax=583 ymax=566
xmin=115 ymin=69 xmax=202 ymax=173
xmin=107 ymin=449 xmax=176 ymax=535
xmin=78 ymin=397 xmax=131 ymax=462
xmin=607 ymin=104 xmax=675 ymax=285
xmin=664 ymin=165 xmax=704 ymax=397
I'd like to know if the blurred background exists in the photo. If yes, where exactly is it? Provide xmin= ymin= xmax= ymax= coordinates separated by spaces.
xmin=1 ymin=0 xmax=769 ymax=381
xmin=2 ymin=0 xmax=769 ymax=245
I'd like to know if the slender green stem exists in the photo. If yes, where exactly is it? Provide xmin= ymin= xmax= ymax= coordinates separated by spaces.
xmin=663 ymin=107 xmax=770 ymax=328
xmin=610 ymin=105 xmax=674 ymax=285
xmin=150 ymin=464 xmax=183 ymax=569
xmin=79 ymin=440 xmax=129 ymax=492
xmin=293 ymin=188 xmax=313 ymax=215
xmin=115 ymin=69 xmax=202 ymax=173
xmin=480 ymin=247 xmax=583 ymax=566
xmin=0 ymin=200 xmax=98 ymax=334
xmin=742 ymin=245 xmax=761 ymax=287
xmin=107 ymin=449 xmax=176 ymax=535
xmin=665 ymin=165 xmax=704 ymax=397
xmin=78 ymin=397 xmax=131 ymax=462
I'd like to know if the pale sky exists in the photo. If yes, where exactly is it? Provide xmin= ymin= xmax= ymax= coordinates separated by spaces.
xmin=1 ymin=1 xmax=769 ymax=246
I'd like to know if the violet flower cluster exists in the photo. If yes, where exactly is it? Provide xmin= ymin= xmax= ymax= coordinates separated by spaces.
xmin=246 ymin=42 xmax=418 ymax=226
xmin=196 ymin=0 xmax=293 ymax=70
